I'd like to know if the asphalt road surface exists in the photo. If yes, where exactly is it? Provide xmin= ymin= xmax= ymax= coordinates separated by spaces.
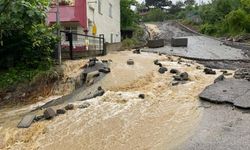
xmin=143 ymin=36 xmax=248 ymax=60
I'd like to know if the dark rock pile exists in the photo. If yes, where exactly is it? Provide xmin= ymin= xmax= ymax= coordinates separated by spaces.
xmin=214 ymin=75 xmax=225 ymax=83
xmin=17 ymin=102 xmax=91 ymax=128
xmin=204 ymin=68 xmax=216 ymax=75
xmin=234 ymin=68 xmax=250 ymax=81
xmin=127 ymin=59 xmax=135 ymax=65
xmin=158 ymin=67 xmax=168 ymax=74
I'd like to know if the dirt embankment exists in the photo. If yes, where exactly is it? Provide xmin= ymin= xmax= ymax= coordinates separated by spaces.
xmin=0 ymin=51 xmax=224 ymax=150
xmin=0 ymin=59 xmax=89 ymax=108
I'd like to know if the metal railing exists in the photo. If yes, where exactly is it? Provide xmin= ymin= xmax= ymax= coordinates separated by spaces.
xmin=60 ymin=31 xmax=105 ymax=60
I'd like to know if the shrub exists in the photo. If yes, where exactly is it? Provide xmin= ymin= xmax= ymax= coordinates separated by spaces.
xmin=199 ymin=23 xmax=217 ymax=35
xmin=143 ymin=8 xmax=168 ymax=22
xmin=0 ymin=0 xmax=58 ymax=70
xmin=224 ymin=9 xmax=249 ymax=34
xmin=122 ymin=38 xmax=139 ymax=49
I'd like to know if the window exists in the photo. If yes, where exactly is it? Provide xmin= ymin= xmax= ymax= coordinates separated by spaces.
xmin=65 ymin=26 xmax=78 ymax=41
xmin=109 ymin=3 xmax=112 ymax=18
xmin=98 ymin=0 xmax=102 ymax=14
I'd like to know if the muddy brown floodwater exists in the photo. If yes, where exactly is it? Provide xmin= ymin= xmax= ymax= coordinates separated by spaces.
xmin=0 ymin=51 xmax=225 ymax=150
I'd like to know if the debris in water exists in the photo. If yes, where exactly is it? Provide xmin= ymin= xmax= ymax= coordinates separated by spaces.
xmin=172 ymin=81 xmax=179 ymax=86
xmin=57 ymin=109 xmax=66 ymax=115
xmin=80 ymin=87 xmax=105 ymax=101
xmin=99 ymin=67 xmax=111 ymax=74
xmin=196 ymin=66 xmax=202 ymax=70
xmin=158 ymin=67 xmax=168 ymax=74
xmin=139 ymin=94 xmax=145 ymax=99
xmin=65 ymin=104 xmax=74 ymax=110
xmin=17 ymin=114 xmax=36 ymax=128
xmin=204 ymin=68 xmax=216 ymax=75
xmin=214 ymin=75 xmax=225 ymax=83
xmin=170 ymin=69 xmax=180 ymax=74
xmin=133 ymin=49 xmax=141 ymax=54
xmin=234 ymin=68 xmax=250 ymax=81
xmin=127 ymin=59 xmax=135 ymax=65
xmin=78 ymin=102 xmax=91 ymax=109
xmin=180 ymin=72 xmax=189 ymax=81
xmin=154 ymin=59 xmax=163 ymax=67
xmin=173 ymin=72 xmax=189 ymax=81
xmin=44 ymin=108 xmax=56 ymax=120
xmin=34 ymin=115 xmax=45 ymax=122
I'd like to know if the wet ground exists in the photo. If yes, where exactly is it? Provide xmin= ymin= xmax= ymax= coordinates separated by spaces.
xmin=0 ymin=51 xmax=221 ymax=150
xmin=178 ymin=101 xmax=250 ymax=150
xmin=143 ymin=36 xmax=248 ymax=60
xmin=143 ymin=22 xmax=248 ymax=61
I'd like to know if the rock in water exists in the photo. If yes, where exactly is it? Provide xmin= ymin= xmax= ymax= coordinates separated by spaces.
xmin=173 ymin=75 xmax=182 ymax=81
xmin=88 ymin=61 xmax=96 ymax=67
xmin=154 ymin=60 xmax=159 ymax=65
xmin=17 ymin=114 xmax=36 ymax=128
xmin=172 ymin=81 xmax=179 ymax=86
xmin=214 ymin=75 xmax=225 ymax=83
xmin=57 ymin=109 xmax=66 ymax=115
xmin=234 ymin=68 xmax=250 ymax=81
xmin=204 ymin=68 xmax=216 ymax=75
xmin=78 ymin=102 xmax=91 ymax=109
xmin=133 ymin=49 xmax=141 ymax=54
xmin=44 ymin=108 xmax=56 ymax=120
xmin=180 ymin=72 xmax=189 ymax=81
xmin=127 ymin=59 xmax=134 ymax=65
xmin=65 ymin=104 xmax=74 ymax=110
xmin=139 ymin=94 xmax=145 ymax=99
xmin=170 ymin=69 xmax=179 ymax=74
xmin=99 ymin=67 xmax=111 ymax=73
xmin=158 ymin=67 xmax=168 ymax=74
xmin=34 ymin=115 xmax=45 ymax=122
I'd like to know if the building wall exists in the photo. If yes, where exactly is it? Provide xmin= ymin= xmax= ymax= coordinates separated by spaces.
xmin=87 ymin=0 xmax=121 ymax=43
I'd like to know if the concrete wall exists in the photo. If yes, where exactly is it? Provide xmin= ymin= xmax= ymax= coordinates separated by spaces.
xmin=87 ymin=0 xmax=121 ymax=43
xmin=105 ymin=42 xmax=123 ymax=52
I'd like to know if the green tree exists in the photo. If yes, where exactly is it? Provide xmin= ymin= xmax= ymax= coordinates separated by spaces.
xmin=184 ymin=0 xmax=195 ymax=6
xmin=143 ymin=8 xmax=168 ymax=22
xmin=121 ymin=0 xmax=139 ymax=29
xmin=169 ymin=1 xmax=185 ymax=14
xmin=0 ymin=0 xmax=57 ymax=69
xmin=225 ymin=9 xmax=250 ymax=34
xmin=241 ymin=0 xmax=250 ymax=11
xmin=145 ymin=0 xmax=172 ymax=9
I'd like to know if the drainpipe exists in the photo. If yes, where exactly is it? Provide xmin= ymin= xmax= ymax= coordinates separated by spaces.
xmin=56 ymin=0 xmax=62 ymax=65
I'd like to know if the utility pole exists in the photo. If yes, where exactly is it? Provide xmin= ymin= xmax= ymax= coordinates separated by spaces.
xmin=56 ymin=0 xmax=62 ymax=65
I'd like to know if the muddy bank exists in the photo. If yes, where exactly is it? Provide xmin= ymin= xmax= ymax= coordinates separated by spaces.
xmin=0 ymin=51 xmax=220 ymax=150
xmin=0 ymin=59 xmax=89 ymax=108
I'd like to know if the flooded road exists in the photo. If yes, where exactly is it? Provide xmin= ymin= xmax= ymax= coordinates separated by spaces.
xmin=0 ymin=51 xmax=221 ymax=150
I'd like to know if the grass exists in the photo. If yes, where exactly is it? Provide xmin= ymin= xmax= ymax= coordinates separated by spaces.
xmin=0 ymin=66 xmax=51 ymax=91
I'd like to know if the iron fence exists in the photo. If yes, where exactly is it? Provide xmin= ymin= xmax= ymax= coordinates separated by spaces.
xmin=60 ymin=31 xmax=105 ymax=60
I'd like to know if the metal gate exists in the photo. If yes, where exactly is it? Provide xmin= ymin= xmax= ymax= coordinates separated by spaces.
xmin=60 ymin=31 xmax=105 ymax=60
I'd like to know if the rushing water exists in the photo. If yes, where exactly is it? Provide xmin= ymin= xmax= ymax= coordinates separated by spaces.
xmin=0 ymin=51 xmax=220 ymax=150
